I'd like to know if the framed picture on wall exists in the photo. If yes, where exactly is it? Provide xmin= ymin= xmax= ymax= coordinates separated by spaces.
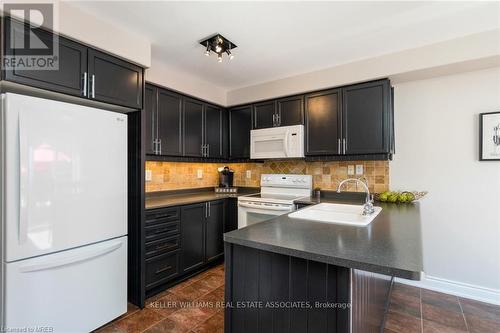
xmin=480 ymin=112 xmax=500 ymax=161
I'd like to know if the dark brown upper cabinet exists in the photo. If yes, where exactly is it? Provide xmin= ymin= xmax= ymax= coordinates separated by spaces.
xmin=3 ymin=17 xmax=144 ymax=109
xmin=305 ymin=79 xmax=394 ymax=157
xmin=253 ymin=96 xmax=304 ymax=129
xmin=184 ymin=100 xmax=224 ymax=158
xmin=278 ymin=95 xmax=304 ymax=127
xmin=145 ymin=83 xmax=225 ymax=159
xmin=205 ymin=105 xmax=224 ymax=158
xmin=253 ymin=100 xmax=277 ymax=129
xmin=183 ymin=98 xmax=204 ymax=157
xmin=145 ymin=84 xmax=183 ymax=156
xmin=157 ymin=89 xmax=183 ymax=156
xmin=342 ymin=80 xmax=391 ymax=155
xmin=3 ymin=18 xmax=87 ymax=97
xmin=87 ymin=49 xmax=143 ymax=109
xmin=144 ymin=85 xmax=157 ymax=155
xmin=229 ymin=105 xmax=252 ymax=159
xmin=305 ymin=89 xmax=342 ymax=156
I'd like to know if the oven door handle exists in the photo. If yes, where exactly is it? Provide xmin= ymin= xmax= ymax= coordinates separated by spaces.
xmin=238 ymin=202 xmax=292 ymax=211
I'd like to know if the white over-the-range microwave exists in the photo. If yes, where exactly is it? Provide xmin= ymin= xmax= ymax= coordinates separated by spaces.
xmin=250 ymin=125 xmax=305 ymax=159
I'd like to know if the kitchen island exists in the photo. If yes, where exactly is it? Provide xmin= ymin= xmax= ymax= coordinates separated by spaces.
xmin=223 ymin=196 xmax=423 ymax=333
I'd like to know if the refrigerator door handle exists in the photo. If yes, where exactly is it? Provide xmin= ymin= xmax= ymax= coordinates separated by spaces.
xmin=19 ymin=240 xmax=123 ymax=273
xmin=18 ymin=112 xmax=28 ymax=244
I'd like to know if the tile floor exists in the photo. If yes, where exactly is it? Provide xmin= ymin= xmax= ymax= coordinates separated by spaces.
xmin=96 ymin=265 xmax=500 ymax=333
xmin=384 ymin=283 xmax=500 ymax=333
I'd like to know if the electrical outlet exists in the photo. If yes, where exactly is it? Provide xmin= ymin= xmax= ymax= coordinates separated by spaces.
xmin=347 ymin=165 xmax=355 ymax=176
xmin=246 ymin=170 xmax=252 ymax=179
xmin=145 ymin=170 xmax=152 ymax=181
xmin=355 ymin=165 xmax=364 ymax=175
xmin=197 ymin=169 xmax=203 ymax=179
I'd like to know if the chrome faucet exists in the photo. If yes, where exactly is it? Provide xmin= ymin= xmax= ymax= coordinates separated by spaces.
xmin=336 ymin=178 xmax=375 ymax=215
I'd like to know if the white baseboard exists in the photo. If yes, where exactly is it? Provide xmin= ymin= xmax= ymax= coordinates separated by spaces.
xmin=395 ymin=273 xmax=500 ymax=305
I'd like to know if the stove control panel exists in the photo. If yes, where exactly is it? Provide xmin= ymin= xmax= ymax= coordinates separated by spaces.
xmin=260 ymin=174 xmax=312 ymax=189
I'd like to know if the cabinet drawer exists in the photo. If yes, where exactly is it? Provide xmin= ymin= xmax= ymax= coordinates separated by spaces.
xmin=146 ymin=251 xmax=180 ymax=289
xmin=146 ymin=207 xmax=180 ymax=225
xmin=145 ymin=235 xmax=180 ymax=259
xmin=145 ymin=221 xmax=180 ymax=242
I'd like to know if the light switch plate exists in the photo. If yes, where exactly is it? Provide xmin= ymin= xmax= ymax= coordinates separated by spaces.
xmin=355 ymin=165 xmax=364 ymax=175
xmin=197 ymin=169 xmax=203 ymax=179
xmin=347 ymin=165 xmax=355 ymax=176
xmin=246 ymin=170 xmax=252 ymax=179
xmin=145 ymin=170 xmax=152 ymax=181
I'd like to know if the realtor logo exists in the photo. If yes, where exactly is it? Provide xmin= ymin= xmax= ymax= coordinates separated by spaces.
xmin=2 ymin=3 xmax=59 ymax=70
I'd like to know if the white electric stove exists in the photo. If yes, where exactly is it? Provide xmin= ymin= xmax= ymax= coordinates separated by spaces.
xmin=238 ymin=174 xmax=312 ymax=228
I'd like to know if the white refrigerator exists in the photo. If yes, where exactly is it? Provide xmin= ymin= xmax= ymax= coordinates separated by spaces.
xmin=0 ymin=93 xmax=128 ymax=332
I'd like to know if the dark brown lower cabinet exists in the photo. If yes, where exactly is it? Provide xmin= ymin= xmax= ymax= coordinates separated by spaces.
xmin=143 ymin=199 xmax=227 ymax=303
xmin=145 ymin=251 xmax=180 ymax=291
xmin=224 ymin=243 xmax=393 ymax=333
xmin=205 ymin=200 xmax=225 ymax=262
xmin=180 ymin=203 xmax=206 ymax=273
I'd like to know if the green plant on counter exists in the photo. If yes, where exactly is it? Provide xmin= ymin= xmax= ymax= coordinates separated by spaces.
xmin=375 ymin=191 xmax=425 ymax=204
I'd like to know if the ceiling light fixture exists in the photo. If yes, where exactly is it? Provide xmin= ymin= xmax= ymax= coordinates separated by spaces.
xmin=204 ymin=42 xmax=210 ymax=56
xmin=199 ymin=34 xmax=237 ymax=63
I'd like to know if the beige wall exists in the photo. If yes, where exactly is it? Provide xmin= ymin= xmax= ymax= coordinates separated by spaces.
xmin=145 ymin=160 xmax=389 ymax=194
xmin=145 ymin=58 xmax=227 ymax=106
xmin=391 ymin=67 xmax=500 ymax=303
xmin=226 ymin=30 xmax=500 ymax=106
xmin=57 ymin=1 xmax=151 ymax=67
xmin=5 ymin=1 xmax=152 ymax=67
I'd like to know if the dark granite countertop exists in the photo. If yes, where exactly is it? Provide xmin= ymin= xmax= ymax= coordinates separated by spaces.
xmin=146 ymin=187 xmax=260 ymax=210
xmin=224 ymin=194 xmax=423 ymax=280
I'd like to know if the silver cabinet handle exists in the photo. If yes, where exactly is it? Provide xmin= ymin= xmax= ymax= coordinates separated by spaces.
xmin=155 ymin=266 xmax=172 ymax=274
xmin=208 ymin=202 xmax=211 ymax=217
xmin=158 ymin=139 xmax=162 ymax=155
xmin=91 ymin=74 xmax=95 ymax=98
xmin=206 ymin=144 xmax=210 ymax=157
xmin=272 ymin=114 xmax=275 ymax=126
xmin=338 ymin=138 xmax=341 ymax=154
xmin=82 ymin=72 xmax=87 ymax=97
xmin=153 ymin=139 xmax=157 ymax=154
xmin=276 ymin=113 xmax=280 ymax=126
xmin=343 ymin=138 xmax=347 ymax=155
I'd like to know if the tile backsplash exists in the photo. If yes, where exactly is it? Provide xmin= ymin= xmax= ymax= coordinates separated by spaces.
xmin=146 ymin=160 xmax=389 ymax=193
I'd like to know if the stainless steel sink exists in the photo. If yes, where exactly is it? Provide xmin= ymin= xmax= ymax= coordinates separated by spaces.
xmin=289 ymin=203 xmax=382 ymax=226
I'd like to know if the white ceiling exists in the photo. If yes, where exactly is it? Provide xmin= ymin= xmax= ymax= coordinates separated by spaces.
xmin=72 ymin=1 xmax=500 ymax=90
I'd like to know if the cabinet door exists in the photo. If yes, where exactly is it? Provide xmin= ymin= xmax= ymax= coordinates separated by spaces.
xmin=342 ymin=80 xmax=391 ymax=154
xmin=144 ymin=84 xmax=157 ymax=155
xmin=205 ymin=104 xmax=223 ymax=158
xmin=225 ymin=198 xmax=238 ymax=233
xmin=206 ymin=200 xmax=225 ymax=262
xmin=229 ymin=106 xmax=252 ymax=159
xmin=305 ymin=89 xmax=342 ymax=156
xmin=253 ymin=101 xmax=277 ymax=129
xmin=183 ymin=98 xmax=204 ymax=157
xmin=278 ymin=95 xmax=304 ymax=127
xmin=157 ymin=89 xmax=183 ymax=156
xmin=180 ymin=203 xmax=206 ymax=273
xmin=4 ymin=18 xmax=87 ymax=97
xmin=87 ymin=49 xmax=143 ymax=109
xmin=222 ymin=109 xmax=229 ymax=159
